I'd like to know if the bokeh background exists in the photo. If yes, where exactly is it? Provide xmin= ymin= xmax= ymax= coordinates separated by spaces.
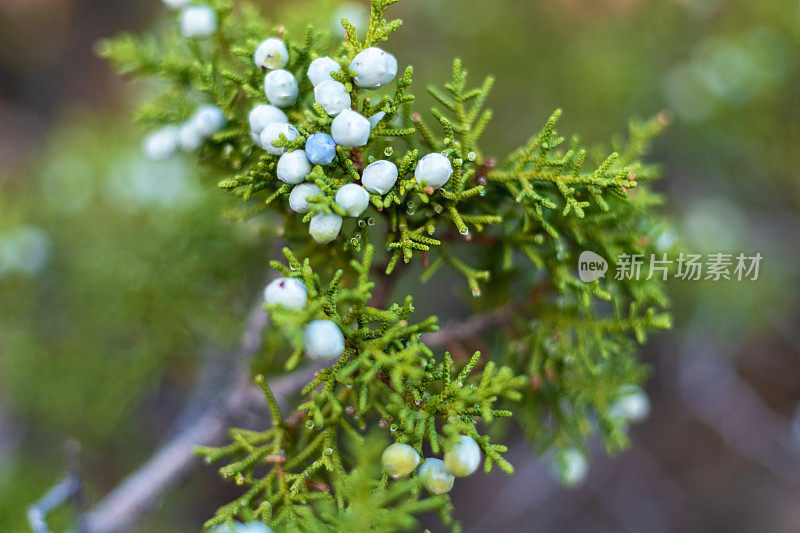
xmin=1 ymin=0 xmax=799 ymax=531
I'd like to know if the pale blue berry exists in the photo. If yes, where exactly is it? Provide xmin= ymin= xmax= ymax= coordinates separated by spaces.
xmin=179 ymin=122 xmax=204 ymax=151
xmin=367 ymin=111 xmax=386 ymax=129
xmin=418 ymin=458 xmax=454 ymax=495
xmin=362 ymin=160 xmax=398 ymax=195
xmin=350 ymin=47 xmax=397 ymax=88
xmin=314 ymin=80 xmax=351 ymax=116
xmin=414 ymin=153 xmax=452 ymax=188
xmin=305 ymin=133 xmax=337 ymax=165
xmin=143 ymin=126 xmax=180 ymax=161
xmin=309 ymin=213 xmax=343 ymax=244
xmin=303 ymin=319 xmax=345 ymax=359
xmin=180 ymin=6 xmax=217 ymax=38
xmin=249 ymin=105 xmax=288 ymax=138
xmin=382 ymin=443 xmax=420 ymax=478
xmin=335 ymin=183 xmax=370 ymax=217
xmin=554 ymin=448 xmax=588 ymax=488
xmin=608 ymin=385 xmax=650 ymax=423
xmin=443 ymin=436 xmax=481 ymax=477
xmin=162 ymin=0 xmax=191 ymax=10
xmin=330 ymin=110 xmax=370 ymax=148
xmin=277 ymin=150 xmax=312 ymax=184
xmin=254 ymin=38 xmax=289 ymax=70
xmin=264 ymin=69 xmax=298 ymax=108
xmin=289 ymin=183 xmax=323 ymax=213
xmin=308 ymin=57 xmax=340 ymax=86
xmin=259 ymin=123 xmax=299 ymax=155
xmin=191 ymin=105 xmax=226 ymax=137
xmin=264 ymin=277 xmax=307 ymax=310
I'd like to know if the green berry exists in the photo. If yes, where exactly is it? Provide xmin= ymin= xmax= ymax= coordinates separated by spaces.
xmin=418 ymin=458 xmax=454 ymax=494
xmin=443 ymin=435 xmax=481 ymax=477
xmin=381 ymin=443 xmax=420 ymax=478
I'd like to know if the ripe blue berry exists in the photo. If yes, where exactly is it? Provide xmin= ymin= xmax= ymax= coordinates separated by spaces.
xmin=143 ymin=126 xmax=180 ymax=161
xmin=414 ymin=153 xmax=453 ymax=188
xmin=418 ymin=458 xmax=454 ymax=495
xmin=350 ymin=47 xmax=397 ymax=88
xmin=307 ymin=57 xmax=341 ymax=86
xmin=289 ymin=183 xmax=323 ymax=214
xmin=382 ymin=443 xmax=420 ymax=478
xmin=277 ymin=150 xmax=312 ymax=184
xmin=443 ymin=436 xmax=481 ymax=477
xmin=249 ymin=105 xmax=288 ymax=139
xmin=254 ymin=38 xmax=289 ymax=70
xmin=335 ymin=183 xmax=370 ymax=217
xmin=264 ymin=277 xmax=307 ymax=310
xmin=304 ymin=133 xmax=337 ymax=166
xmin=303 ymin=319 xmax=345 ymax=360
xmin=362 ymin=160 xmax=398 ymax=195
xmin=264 ymin=69 xmax=298 ymax=108
xmin=314 ymin=80 xmax=351 ymax=116
xmin=260 ymin=123 xmax=299 ymax=155
xmin=330 ymin=110 xmax=370 ymax=148
xmin=308 ymin=213 xmax=343 ymax=244
xmin=180 ymin=6 xmax=218 ymax=38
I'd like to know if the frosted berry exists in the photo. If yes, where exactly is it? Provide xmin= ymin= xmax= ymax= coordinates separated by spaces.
xmin=289 ymin=183 xmax=323 ymax=214
xmin=259 ymin=123 xmax=299 ymax=155
xmin=143 ymin=126 xmax=180 ymax=161
xmin=254 ymin=38 xmax=289 ymax=70
xmin=335 ymin=183 xmax=370 ymax=217
xmin=277 ymin=150 xmax=312 ymax=184
xmin=367 ymin=111 xmax=386 ymax=129
xmin=191 ymin=105 xmax=226 ymax=137
xmin=443 ymin=436 xmax=481 ymax=477
xmin=303 ymin=319 xmax=345 ymax=360
xmin=162 ymin=0 xmax=191 ymax=10
xmin=381 ymin=443 xmax=420 ymax=479
xmin=180 ymin=6 xmax=218 ymax=38
xmin=179 ymin=122 xmax=204 ymax=151
xmin=361 ymin=160 xmax=398 ymax=195
xmin=608 ymin=385 xmax=650 ymax=423
xmin=249 ymin=105 xmax=288 ymax=138
xmin=308 ymin=213 xmax=343 ymax=244
xmin=307 ymin=57 xmax=341 ymax=86
xmin=314 ymin=80 xmax=351 ymax=116
xmin=305 ymin=133 xmax=337 ymax=166
xmin=414 ymin=153 xmax=453 ymax=188
xmin=418 ymin=458 xmax=454 ymax=495
xmin=263 ymin=277 xmax=307 ymax=310
xmin=554 ymin=448 xmax=588 ymax=488
xmin=330 ymin=110 xmax=370 ymax=148
xmin=350 ymin=47 xmax=398 ymax=88
xmin=264 ymin=69 xmax=298 ymax=108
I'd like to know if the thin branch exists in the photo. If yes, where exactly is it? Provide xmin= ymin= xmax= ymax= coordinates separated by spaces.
xmin=28 ymin=441 xmax=84 ymax=533
xmin=423 ymin=303 xmax=515 ymax=347
xmin=78 ymin=303 xmax=322 ymax=533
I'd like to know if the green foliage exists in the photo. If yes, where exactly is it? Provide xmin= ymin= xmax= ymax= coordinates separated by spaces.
xmin=101 ymin=0 xmax=673 ymax=529
xmin=198 ymin=246 xmax=524 ymax=529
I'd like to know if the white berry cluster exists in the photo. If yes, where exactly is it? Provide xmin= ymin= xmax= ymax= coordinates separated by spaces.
xmin=162 ymin=1 xmax=218 ymax=38
xmin=263 ymin=277 xmax=345 ymax=361
xmin=246 ymin=38 xmax=412 ymax=244
xmin=381 ymin=435 xmax=481 ymax=494
xmin=143 ymin=105 xmax=226 ymax=161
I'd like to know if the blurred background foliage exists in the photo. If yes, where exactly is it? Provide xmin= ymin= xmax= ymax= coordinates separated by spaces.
xmin=1 ymin=0 xmax=798 ymax=531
